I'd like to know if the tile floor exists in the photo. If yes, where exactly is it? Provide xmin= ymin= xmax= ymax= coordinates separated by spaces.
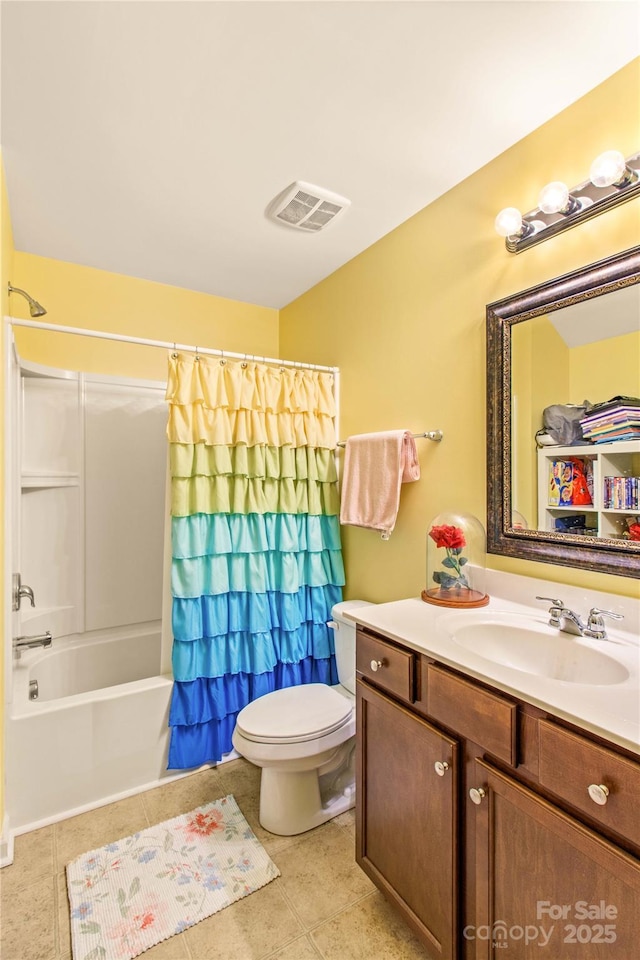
xmin=0 ymin=758 xmax=433 ymax=960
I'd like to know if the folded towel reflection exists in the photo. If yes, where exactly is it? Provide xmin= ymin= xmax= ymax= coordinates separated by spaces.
xmin=339 ymin=430 xmax=421 ymax=539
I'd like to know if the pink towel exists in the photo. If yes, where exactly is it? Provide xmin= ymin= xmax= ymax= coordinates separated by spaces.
xmin=339 ymin=430 xmax=420 ymax=538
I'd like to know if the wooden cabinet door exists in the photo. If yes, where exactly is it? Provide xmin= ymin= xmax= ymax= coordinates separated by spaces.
xmin=471 ymin=758 xmax=640 ymax=959
xmin=356 ymin=678 xmax=459 ymax=960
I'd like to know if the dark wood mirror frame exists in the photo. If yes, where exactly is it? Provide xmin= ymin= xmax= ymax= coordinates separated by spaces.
xmin=486 ymin=245 xmax=640 ymax=579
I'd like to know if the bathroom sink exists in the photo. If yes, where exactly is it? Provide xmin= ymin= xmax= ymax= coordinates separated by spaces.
xmin=442 ymin=616 xmax=629 ymax=685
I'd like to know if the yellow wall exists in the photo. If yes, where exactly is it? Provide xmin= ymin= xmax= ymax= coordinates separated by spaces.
xmin=280 ymin=59 xmax=640 ymax=601
xmin=10 ymin=253 xmax=279 ymax=380
xmin=570 ymin=331 xmax=640 ymax=403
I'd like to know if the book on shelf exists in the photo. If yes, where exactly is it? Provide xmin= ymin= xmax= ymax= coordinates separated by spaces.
xmin=603 ymin=476 xmax=640 ymax=510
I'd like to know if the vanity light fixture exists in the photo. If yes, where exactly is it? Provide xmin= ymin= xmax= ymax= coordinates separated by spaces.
xmin=495 ymin=149 xmax=640 ymax=253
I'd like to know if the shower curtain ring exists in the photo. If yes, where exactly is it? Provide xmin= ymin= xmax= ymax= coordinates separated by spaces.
xmin=171 ymin=342 xmax=178 ymax=360
xmin=241 ymin=352 xmax=248 ymax=369
xmin=220 ymin=349 xmax=226 ymax=366
xmin=194 ymin=347 xmax=200 ymax=362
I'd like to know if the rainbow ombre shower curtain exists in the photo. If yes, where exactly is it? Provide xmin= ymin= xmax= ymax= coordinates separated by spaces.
xmin=165 ymin=353 xmax=344 ymax=768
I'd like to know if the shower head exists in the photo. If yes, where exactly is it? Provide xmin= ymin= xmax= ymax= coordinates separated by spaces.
xmin=8 ymin=283 xmax=47 ymax=317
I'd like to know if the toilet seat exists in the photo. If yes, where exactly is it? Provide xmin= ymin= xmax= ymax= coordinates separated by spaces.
xmin=235 ymin=683 xmax=353 ymax=745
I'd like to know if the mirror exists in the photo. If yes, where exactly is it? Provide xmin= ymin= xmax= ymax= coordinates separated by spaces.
xmin=486 ymin=245 xmax=640 ymax=578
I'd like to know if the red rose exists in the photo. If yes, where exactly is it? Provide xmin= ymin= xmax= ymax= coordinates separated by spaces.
xmin=628 ymin=523 xmax=640 ymax=542
xmin=429 ymin=524 xmax=466 ymax=550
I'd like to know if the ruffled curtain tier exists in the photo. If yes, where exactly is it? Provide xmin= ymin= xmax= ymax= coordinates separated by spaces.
xmin=172 ymin=621 xmax=336 ymax=682
xmin=169 ymin=659 xmax=339 ymax=729
xmin=166 ymin=356 xmax=336 ymax=417
xmin=171 ymin=549 xmax=345 ymax=599
xmin=168 ymin=406 xmax=337 ymax=448
xmin=170 ymin=443 xmax=337 ymax=482
xmin=172 ymin=585 xmax=343 ymax=642
xmin=172 ymin=513 xmax=342 ymax=558
xmin=166 ymin=354 xmax=343 ymax=769
xmin=171 ymin=475 xmax=340 ymax=518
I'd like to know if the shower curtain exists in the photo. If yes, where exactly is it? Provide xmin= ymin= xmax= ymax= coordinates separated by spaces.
xmin=165 ymin=353 xmax=345 ymax=768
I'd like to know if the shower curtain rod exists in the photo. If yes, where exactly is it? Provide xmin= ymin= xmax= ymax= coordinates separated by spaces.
xmin=6 ymin=316 xmax=339 ymax=374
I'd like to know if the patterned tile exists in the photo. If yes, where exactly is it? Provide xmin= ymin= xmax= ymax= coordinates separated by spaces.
xmin=0 ymin=826 xmax=54 ymax=895
xmin=275 ymin=822 xmax=374 ymax=929
xmin=268 ymin=933 xmax=324 ymax=960
xmin=311 ymin=890 xmax=434 ymax=960
xmin=136 ymin=932 xmax=192 ymax=959
xmin=0 ymin=875 xmax=56 ymax=960
xmin=56 ymin=871 xmax=72 ymax=957
xmin=184 ymin=881 xmax=302 ymax=960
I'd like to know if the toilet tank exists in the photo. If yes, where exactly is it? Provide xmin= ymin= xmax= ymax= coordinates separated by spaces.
xmin=330 ymin=600 xmax=375 ymax=695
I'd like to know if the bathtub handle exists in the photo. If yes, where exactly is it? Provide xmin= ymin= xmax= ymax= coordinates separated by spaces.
xmin=12 ymin=573 xmax=36 ymax=611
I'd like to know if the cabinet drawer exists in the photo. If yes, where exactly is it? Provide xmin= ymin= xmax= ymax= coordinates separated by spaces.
xmin=538 ymin=720 xmax=640 ymax=847
xmin=426 ymin=664 xmax=516 ymax=765
xmin=356 ymin=629 xmax=416 ymax=703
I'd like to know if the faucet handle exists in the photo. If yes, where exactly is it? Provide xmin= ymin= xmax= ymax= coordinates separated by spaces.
xmin=586 ymin=607 xmax=624 ymax=639
xmin=535 ymin=596 xmax=564 ymax=625
xmin=588 ymin=607 xmax=623 ymax=620
xmin=12 ymin=573 xmax=35 ymax=611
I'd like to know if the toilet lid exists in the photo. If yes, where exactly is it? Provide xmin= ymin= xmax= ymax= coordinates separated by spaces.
xmin=235 ymin=683 xmax=353 ymax=744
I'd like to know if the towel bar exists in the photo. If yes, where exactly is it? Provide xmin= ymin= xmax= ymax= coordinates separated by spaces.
xmin=336 ymin=430 xmax=443 ymax=448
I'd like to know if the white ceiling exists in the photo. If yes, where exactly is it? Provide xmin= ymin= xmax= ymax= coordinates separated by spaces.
xmin=2 ymin=1 xmax=639 ymax=309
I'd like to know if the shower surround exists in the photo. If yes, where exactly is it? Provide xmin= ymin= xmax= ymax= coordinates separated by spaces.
xmin=4 ymin=352 xmax=170 ymax=837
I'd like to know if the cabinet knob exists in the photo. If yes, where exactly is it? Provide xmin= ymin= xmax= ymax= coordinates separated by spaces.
xmin=469 ymin=787 xmax=487 ymax=805
xmin=587 ymin=783 xmax=610 ymax=806
xmin=370 ymin=659 xmax=384 ymax=672
xmin=434 ymin=761 xmax=450 ymax=777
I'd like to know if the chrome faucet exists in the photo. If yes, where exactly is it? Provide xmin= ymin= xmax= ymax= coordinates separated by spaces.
xmin=12 ymin=631 xmax=52 ymax=658
xmin=536 ymin=597 xmax=623 ymax=640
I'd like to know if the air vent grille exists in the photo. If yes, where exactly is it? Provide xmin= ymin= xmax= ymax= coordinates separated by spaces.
xmin=268 ymin=181 xmax=350 ymax=232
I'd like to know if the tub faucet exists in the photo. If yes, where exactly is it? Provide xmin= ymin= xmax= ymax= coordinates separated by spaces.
xmin=12 ymin=631 xmax=52 ymax=659
xmin=535 ymin=597 xmax=623 ymax=640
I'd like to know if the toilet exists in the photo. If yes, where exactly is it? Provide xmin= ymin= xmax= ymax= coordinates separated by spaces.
xmin=231 ymin=600 xmax=373 ymax=836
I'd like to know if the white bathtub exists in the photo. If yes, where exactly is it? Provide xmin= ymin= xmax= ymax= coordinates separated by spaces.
xmin=6 ymin=622 xmax=180 ymax=833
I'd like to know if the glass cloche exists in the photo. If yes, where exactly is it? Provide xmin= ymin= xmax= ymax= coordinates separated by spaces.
xmin=422 ymin=511 xmax=489 ymax=608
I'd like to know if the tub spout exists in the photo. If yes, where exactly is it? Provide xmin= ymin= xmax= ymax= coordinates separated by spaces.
xmin=13 ymin=631 xmax=52 ymax=658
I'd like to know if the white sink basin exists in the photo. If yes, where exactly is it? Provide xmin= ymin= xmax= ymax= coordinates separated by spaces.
xmin=442 ymin=615 xmax=629 ymax=686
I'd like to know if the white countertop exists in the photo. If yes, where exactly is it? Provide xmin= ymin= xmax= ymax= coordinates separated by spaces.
xmin=343 ymin=569 xmax=640 ymax=756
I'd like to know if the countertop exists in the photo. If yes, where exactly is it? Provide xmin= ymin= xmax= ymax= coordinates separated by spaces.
xmin=343 ymin=571 xmax=640 ymax=756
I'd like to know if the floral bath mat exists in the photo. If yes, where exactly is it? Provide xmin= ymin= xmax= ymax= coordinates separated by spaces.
xmin=66 ymin=794 xmax=280 ymax=960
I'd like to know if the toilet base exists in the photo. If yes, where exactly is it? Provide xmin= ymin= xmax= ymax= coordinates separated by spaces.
xmin=258 ymin=742 xmax=356 ymax=836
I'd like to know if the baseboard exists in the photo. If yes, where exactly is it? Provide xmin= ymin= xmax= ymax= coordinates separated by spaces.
xmin=0 ymin=813 xmax=15 ymax=868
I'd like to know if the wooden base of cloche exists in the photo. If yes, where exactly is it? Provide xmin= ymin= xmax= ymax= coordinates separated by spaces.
xmin=421 ymin=588 xmax=490 ymax=609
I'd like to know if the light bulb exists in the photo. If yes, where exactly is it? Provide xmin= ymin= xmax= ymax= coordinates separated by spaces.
xmin=538 ymin=181 xmax=570 ymax=214
xmin=590 ymin=150 xmax=627 ymax=188
xmin=494 ymin=207 xmax=523 ymax=238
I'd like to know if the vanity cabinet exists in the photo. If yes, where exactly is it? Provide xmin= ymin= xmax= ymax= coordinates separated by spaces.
xmin=357 ymin=679 xmax=459 ymax=959
xmin=355 ymin=625 xmax=640 ymax=960
xmin=473 ymin=759 xmax=640 ymax=959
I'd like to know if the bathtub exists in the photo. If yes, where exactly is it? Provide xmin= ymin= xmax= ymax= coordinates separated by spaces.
xmin=6 ymin=622 xmax=182 ymax=833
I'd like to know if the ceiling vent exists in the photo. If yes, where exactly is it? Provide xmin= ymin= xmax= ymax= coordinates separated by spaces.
xmin=267 ymin=181 xmax=351 ymax=232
